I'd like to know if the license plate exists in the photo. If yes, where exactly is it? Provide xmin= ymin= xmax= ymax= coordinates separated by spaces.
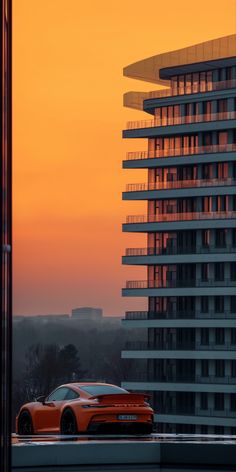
xmin=118 ymin=414 xmax=137 ymax=421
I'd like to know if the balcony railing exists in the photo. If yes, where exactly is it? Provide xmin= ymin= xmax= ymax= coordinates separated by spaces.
xmin=124 ymin=311 xmax=236 ymax=320
xmin=195 ymin=408 xmax=236 ymax=418
xmin=125 ymin=178 xmax=236 ymax=193
xmin=145 ymin=78 xmax=236 ymax=100
xmin=124 ymin=245 xmax=236 ymax=257
xmin=125 ymin=211 xmax=236 ymax=224
xmin=125 ymin=341 xmax=236 ymax=351
xmin=125 ymin=279 xmax=235 ymax=289
xmin=126 ymin=111 xmax=236 ymax=131
xmin=125 ymin=143 xmax=236 ymax=161
xmin=124 ymin=372 xmax=236 ymax=385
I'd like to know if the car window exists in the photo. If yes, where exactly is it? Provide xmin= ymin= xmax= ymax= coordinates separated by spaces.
xmin=65 ymin=388 xmax=79 ymax=400
xmin=79 ymin=385 xmax=128 ymax=396
xmin=47 ymin=387 xmax=69 ymax=401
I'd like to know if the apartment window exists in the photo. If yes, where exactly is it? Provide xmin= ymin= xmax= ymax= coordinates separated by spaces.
xmin=215 ymin=328 xmax=225 ymax=345
xmin=206 ymin=71 xmax=213 ymax=91
xmin=218 ymin=132 xmax=228 ymax=146
xmin=203 ymin=101 xmax=211 ymax=116
xmin=215 ymin=229 xmax=226 ymax=247
xmin=231 ymin=360 xmax=236 ymax=377
xmin=201 ymin=328 xmax=209 ymax=345
xmin=201 ymin=263 xmax=209 ymax=281
xmin=218 ymin=99 xmax=227 ymax=113
xmin=214 ymin=393 xmax=224 ymax=411
xmin=202 ymin=229 xmax=210 ymax=247
xmin=200 ymin=72 xmax=206 ymax=92
xmin=215 ymin=359 xmax=225 ymax=377
xmin=222 ymin=164 xmax=229 ymax=182
xmin=230 ymin=262 xmax=236 ymax=281
xmin=192 ymin=73 xmax=200 ymax=93
xmin=214 ymin=296 xmax=224 ymax=313
xmin=201 ymin=296 xmax=209 ymax=313
xmin=226 ymin=67 xmax=233 ymax=80
xmin=201 ymin=359 xmax=209 ymax=377
xmin=214 ymin=262 xmax=224 ymax=281
xmin=201 ymin=425 xmax=208 ymax=434
xmin=202 ymin=196 xmax=211 ymax=212
xmin=231 ymin=328 xmax=236 ymax=345
xmin=200 ymin=393 xmax=208 ymax=410
xmin=216 ymin=195 xmax=227 ymax=212
xmin=230 ymin=296 xmax=236 ymax=313
xmin=230 ymin=394 xmax=236 ymax=412
xmin=233 ymin=195 xmax=236 ymax=212
xmin=202 ymin=163 xmax=212 ymax=179
xmin=215 ymin=426 xmax=224 ymax=434
xmin=203 ymin=132 xmax=212 ymax=147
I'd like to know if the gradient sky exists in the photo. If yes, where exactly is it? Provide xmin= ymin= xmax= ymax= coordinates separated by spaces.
xmin=13 ymin=0 xmax=236 ymax=316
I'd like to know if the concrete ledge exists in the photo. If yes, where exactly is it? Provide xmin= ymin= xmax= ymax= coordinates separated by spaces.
xmin=12 ymin=436 xmax=236 ymax=471
xmin=12 ymin=440 xmax=160 ymax=469
xmin=161 ymin=443 xmax=236 ymax=466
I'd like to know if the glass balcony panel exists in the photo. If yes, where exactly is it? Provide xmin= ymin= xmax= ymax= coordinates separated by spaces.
xmin=125 ymin=177 xmax=236 ymax=192
xmin=125 ymin=279 xmax=236 ymax=289
xmin=125 ymin=211 xmax=236 ymax=224
xmin=146 ymin=77 xmax=235 ymax=99
xmin=126 ymin=111 xmax=236 ymax=130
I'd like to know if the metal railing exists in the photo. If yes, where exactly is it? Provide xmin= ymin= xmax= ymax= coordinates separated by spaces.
xmin=126 ymin=111 xmax=236 ymax=131
xmin=125 ymin=143 xmax=236 ymax=161
xmin=195 ymin=408 xmax=236 ymax=418
xmin=125 ymin=341 xmax=236 ymax=351
xmin=125 ymin=279 xmax=236 ymax=289
xmin=124 ymin=245 xmax=236 ymax=256
xmin=125 ymin=211 xmax=236 ymax=224
xmin=125 ymin=178 xmax=236 ymax=193
xmin=145 ymin=78 xmax=236 ymax=100
xmin=124 ymin=311 xmax=236 ymax=320
xmin=124 ymin=372 xmax=236 ymax=385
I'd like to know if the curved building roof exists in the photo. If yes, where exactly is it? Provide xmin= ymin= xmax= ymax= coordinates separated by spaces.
xmin=123 ymin=34 xmax=236 ymax=85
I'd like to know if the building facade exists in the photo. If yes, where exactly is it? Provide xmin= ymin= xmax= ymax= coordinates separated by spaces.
xmin=121 ymin=35 xmax=236 ymax=434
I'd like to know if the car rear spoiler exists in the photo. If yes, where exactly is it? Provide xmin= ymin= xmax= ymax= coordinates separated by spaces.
xmin=90 ymin=393 xmax=150 ymax=404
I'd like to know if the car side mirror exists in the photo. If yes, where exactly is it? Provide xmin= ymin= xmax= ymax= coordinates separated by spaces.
xmin=35 ymin=395 xmax=46 ymax=403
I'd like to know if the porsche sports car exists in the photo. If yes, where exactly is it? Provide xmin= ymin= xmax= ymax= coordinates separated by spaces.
xmin=16 ymin=382 xmax=154 ymax=435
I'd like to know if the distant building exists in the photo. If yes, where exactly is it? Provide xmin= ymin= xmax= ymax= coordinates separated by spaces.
xmin=71 ymin=307 xmax=103 ymax=321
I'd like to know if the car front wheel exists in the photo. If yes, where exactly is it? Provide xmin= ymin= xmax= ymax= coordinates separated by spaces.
xmin=18 ymin=411 xmax=34 ymax=435
xmin=60 ymin=409 xmax=78 ymax=435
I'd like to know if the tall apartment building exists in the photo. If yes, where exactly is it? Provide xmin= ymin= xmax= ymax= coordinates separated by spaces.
xmin=121 ymin=35 xmax=236 ymax=434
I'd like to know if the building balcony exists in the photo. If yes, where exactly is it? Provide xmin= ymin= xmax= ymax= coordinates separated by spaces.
xmin=124 ymin=311 xmax=236 ymax=320
xmin=125 ymin=211 xmax=236 ymax=225
xmin=125 ymin=279 xmax=236 ymax=290
xmin=125 ymin=144 xmax=236 ymax=162
xmin=124 ymin=341 xmax=236 ymax=351
xmin=125 ymin=178 xmax=236 ymax=193
xmin=123 ymin=278 xmax=236 ymax=297
xmin=195 ymin=408 xmax=236 ymax=418
xmin=144 ymin=78 xmax=236 ymax=101
xmin=123 ymin=311 xmax=236 ymax=328
xmin=123 ymin=372 xmax=236 ymax=385
xmin=125 ymin=111 xmax=236 ymax=131
xmin=123 ymin=245 xmax=236 ymax=265
xmin=124 ymin=245 xmax=236 ymax=257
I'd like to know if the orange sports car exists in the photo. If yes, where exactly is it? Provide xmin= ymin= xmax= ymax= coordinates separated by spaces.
xmin=16 ymin=382 xmax=154 ymax=435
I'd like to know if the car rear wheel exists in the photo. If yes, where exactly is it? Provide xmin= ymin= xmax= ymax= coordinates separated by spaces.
xmin=60 ymin=409 xmax=78 ymax=435
xmin=18 ymin=411 xmax=34 ymax=435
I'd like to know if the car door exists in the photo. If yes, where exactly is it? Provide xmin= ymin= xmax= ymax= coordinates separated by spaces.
xmin=34 ymin=387 xmax=70 ymax=433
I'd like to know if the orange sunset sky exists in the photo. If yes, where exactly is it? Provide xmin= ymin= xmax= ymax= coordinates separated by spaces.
xmin=13 ymin=0 xmax=236 ymax=316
